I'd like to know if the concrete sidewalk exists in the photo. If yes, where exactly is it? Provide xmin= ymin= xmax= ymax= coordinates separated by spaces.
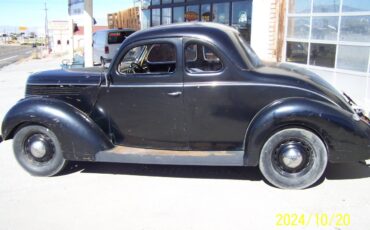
xmin=0 ymin=57 xmax=370 ymax=230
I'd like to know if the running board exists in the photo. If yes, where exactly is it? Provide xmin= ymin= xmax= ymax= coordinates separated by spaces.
xmin=95 ymin=146 xmax=244 ymax=166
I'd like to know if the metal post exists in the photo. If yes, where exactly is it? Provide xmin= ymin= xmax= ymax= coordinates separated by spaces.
xmin=84 ymin=0 xmax=93 ymax=67
xmin=68 ymin=18 xmax=75 ymax=62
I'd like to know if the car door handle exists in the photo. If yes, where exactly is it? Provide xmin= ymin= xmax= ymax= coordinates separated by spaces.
xmin=167 ymin=91 xmax=182 ymax=97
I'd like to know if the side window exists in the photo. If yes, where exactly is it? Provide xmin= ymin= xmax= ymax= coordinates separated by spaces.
xmin=185 ymin=43 xmax=223 ymax=73
xmin=118 ymin=43 xmax=176 ymax=75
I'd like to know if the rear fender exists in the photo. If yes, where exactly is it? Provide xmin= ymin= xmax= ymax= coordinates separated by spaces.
xmin=1 ymin=97 xmax=113 ymax=161
xmin=244 ymin=97 xmax=370 ymax=166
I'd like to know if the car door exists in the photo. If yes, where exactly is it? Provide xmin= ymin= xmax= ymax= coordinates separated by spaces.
xmin=183 ymin=39 xmax=250 ymax=151
xmin=97 ymin=38 xmax=187 ymax=149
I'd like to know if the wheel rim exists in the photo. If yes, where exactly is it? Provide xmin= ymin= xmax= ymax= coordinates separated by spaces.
xmin=272 ymin=139 xmax=314 ymax=175
xmin=24 ymin=133 xmax=55 ymax=163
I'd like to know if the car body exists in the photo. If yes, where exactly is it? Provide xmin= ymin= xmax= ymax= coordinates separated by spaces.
xmin=1 ymin=23 xmax=370 ymax=189
xmin=93 ymin=29 xmax=135 ymax=66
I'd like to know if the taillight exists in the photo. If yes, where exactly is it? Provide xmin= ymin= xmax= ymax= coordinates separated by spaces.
xmin=105 ymin=46 xmax=109 ymax=54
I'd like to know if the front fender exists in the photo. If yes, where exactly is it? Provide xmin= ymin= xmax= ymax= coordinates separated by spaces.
xmin=244 ymin=97 xmax=370 ymax=166
xmin=1 ymin=97 xmax=113 ymax=161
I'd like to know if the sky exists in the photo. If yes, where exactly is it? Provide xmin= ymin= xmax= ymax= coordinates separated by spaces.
xmin=0 ymin=0 xmax=134 ymax=33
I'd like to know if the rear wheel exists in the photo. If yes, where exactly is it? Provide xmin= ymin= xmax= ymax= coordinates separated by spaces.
xmin=13 ymin=125 xmax=67 ymax=177
xmin=259 ymin=128 xmax=327 ymax=189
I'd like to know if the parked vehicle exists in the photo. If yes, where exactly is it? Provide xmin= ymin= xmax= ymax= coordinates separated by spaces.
xmin=93 ymin=29 xmax=135 ymax=66
xmin=1 ymin=23 xmax=369 ymax=189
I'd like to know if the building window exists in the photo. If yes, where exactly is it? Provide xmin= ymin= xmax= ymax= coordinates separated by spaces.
xmin=152 ymin=8 xmax=160 ymax=26
xmin=162 ymin=8 xmax=172 ymax=25
xmin=173 ymin=6 xmax=184 ymax=23
xmin=186 ymin=5 xmax=199 ymax=22
xmin=201 ymin=4 xmax=211 ymax=22
xmin=152 ymin=0 xmax=160 ymax=6
xmin=213 ymin=3 xmax=230 ymax=25
xmin=173 ymin=0 xmax=184 ymax=3
xmin=142 ymin=9 xmax=151 ymax=29
xmin=162 ymin=0 xmax=172 ymax=4
xmin=285 ymin=0 xmax=370 ymax=73
xmin=232 ymin=1 xmax=252 ymax=28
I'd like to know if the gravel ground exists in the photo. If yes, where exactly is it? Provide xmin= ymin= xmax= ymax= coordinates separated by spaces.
xmin=0 ymin=56 xmax=369 ymax=230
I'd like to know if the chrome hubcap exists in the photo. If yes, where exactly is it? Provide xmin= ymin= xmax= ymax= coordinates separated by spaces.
xmin=29 ymin=140 xmax=47 ymax=158
xmin=24 ymin=134 xmax=55 ymax=162
xmin=281 ymin=147 xmax=303 ymax=169
xmin=273 ymin=140 xmax=312 ymax=174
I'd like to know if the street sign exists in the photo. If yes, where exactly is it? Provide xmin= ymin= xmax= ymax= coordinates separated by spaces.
xmin=68 ymin=0 xmax=84 ymax=16
xmin=19 ymin=26 xmax=28 ymax=31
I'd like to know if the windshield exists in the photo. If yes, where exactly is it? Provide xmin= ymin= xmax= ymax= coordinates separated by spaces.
xmin=237 ymin=34 xmax=263 ymax=68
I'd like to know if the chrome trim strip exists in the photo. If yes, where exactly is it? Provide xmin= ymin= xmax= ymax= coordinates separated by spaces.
xmin=108 ymin=83 xmax=183 ymax=88
xmin=27 ymin=83 xmax=99 ymax=86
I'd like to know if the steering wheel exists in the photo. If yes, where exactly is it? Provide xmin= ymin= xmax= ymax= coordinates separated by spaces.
xmin=130 ymin=62 xmax=144 ymax=73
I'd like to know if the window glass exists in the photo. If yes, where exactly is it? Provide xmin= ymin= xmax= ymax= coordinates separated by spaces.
xmin=311 ymin=16 xmax=338 ymax=40
xmin=213 ymin=3 xmax=230 ymax=25
xmin=185 ymin=43 xmax=223 ymax=73
xmin=119 ymin=43 xmax=176 ymax=74
xmin=342 ymin=0 xmax=370 ymax=12
xmin=313 ymin=0 xmax=339 ymax=12
xmin=309 ymin=43 xmax=336 ymax=68
xmin=152 ymin=0 xmax=160 ymax=5
xmin=201 ymin=4 xmax=211 ymax=22
xmin=142 ymin=10 xmax=151 ymax=29
xmin=152 ymin=9 xmax=161 ymax=26
xmin=173 ymin=7 xmax=184 ymax=23
xmin=162 ymin=8 xmax=172 ymax=25
xmin=340 ymin=16 xmax=370 ymax=43
xmin=186 ymin=5 xmax=199 ymax=22
xmin=162 ymin=0 xmax=172 ymax=4
xmin=142 ymin=0 xmax=151 ymax=9
xmin=286 ymin=41 xmax=308 ymax=64
xmin=147 ymin=44 xmax=176 ymax=62
xmin=173 ymin=0 xmax=184 ymax=2
xmin=232 ymin=1 xmax=252 ymax=29
xmin=287 ymin=17 xmax=310 ymax=39
xmin=289 ymin=0 xmax=311 ymax=14
xmin=337 ymin=45 xmax=370 ymax=72
xmin=108 ymin=31 xmax=134 ymax=44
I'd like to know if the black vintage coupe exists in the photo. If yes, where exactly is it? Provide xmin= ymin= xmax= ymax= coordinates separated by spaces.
xmin=1 ymin=23 xmax=369 ymax=189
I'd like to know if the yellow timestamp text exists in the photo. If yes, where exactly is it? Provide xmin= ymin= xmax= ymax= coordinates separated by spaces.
xmin=276 ymin=213 xmax=351 ymax=227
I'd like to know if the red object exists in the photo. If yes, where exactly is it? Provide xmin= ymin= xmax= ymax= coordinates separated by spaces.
xmin=105 ymin=46 xmax=109 ymax=54
xmin=74 ymin=26 xmax=109 ymax=36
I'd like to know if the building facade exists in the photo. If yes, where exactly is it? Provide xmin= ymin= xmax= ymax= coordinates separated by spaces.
xmin=108 ymin=7 xmax=141 ymax=31
xmin=141 ymin=0 xmax=253 ymax=43
xmin=138 ymin=0 xmax=370 ymax=113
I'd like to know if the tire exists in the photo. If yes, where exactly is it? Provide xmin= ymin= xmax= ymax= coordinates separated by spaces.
xmin=13 ymin=125 xmax=67 ymax=177
xmin=259 ymin=128 xmax=327 ymax=189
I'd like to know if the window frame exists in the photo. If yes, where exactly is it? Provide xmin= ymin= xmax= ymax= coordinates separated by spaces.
xmin=183 ymin=39 xmax=225 ymax=75
xmin=284 ymin=0 xmax=370 ymax=75
xmin=114 ymin=39 xmax=179 ymax=78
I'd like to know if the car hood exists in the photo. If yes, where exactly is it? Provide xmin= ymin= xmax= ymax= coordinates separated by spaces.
xmin=27 ymin=67 xmax=105 ymax=85
xmin=253 ymin=63 xmax=353 ymax=112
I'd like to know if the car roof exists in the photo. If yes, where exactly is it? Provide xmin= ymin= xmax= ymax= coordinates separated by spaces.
xmin=122 ymin=22 xmax=250 ymax=70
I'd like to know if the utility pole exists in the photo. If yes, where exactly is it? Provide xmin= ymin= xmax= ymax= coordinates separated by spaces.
xmin=44 ymin=0 xmax=49 ymax=53
xmin=84 ymin=0 xmax=93 ymax=67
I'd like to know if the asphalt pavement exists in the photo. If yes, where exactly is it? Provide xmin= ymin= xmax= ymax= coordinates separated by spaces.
xmin=0 ymin=55 xmax=369 ymax=230
xmin=0 ymin=45 xmax=34 ymax=69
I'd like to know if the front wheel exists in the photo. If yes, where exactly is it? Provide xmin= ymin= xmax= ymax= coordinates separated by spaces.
xmin=259 ymin=128 xmax=327 ymax=189
xmin=13 ymin=125 xmax=67 ymax=177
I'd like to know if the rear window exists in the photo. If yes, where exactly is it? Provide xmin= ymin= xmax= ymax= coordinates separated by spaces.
xmin=108 ymin=31 xmax=134 ymax=44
